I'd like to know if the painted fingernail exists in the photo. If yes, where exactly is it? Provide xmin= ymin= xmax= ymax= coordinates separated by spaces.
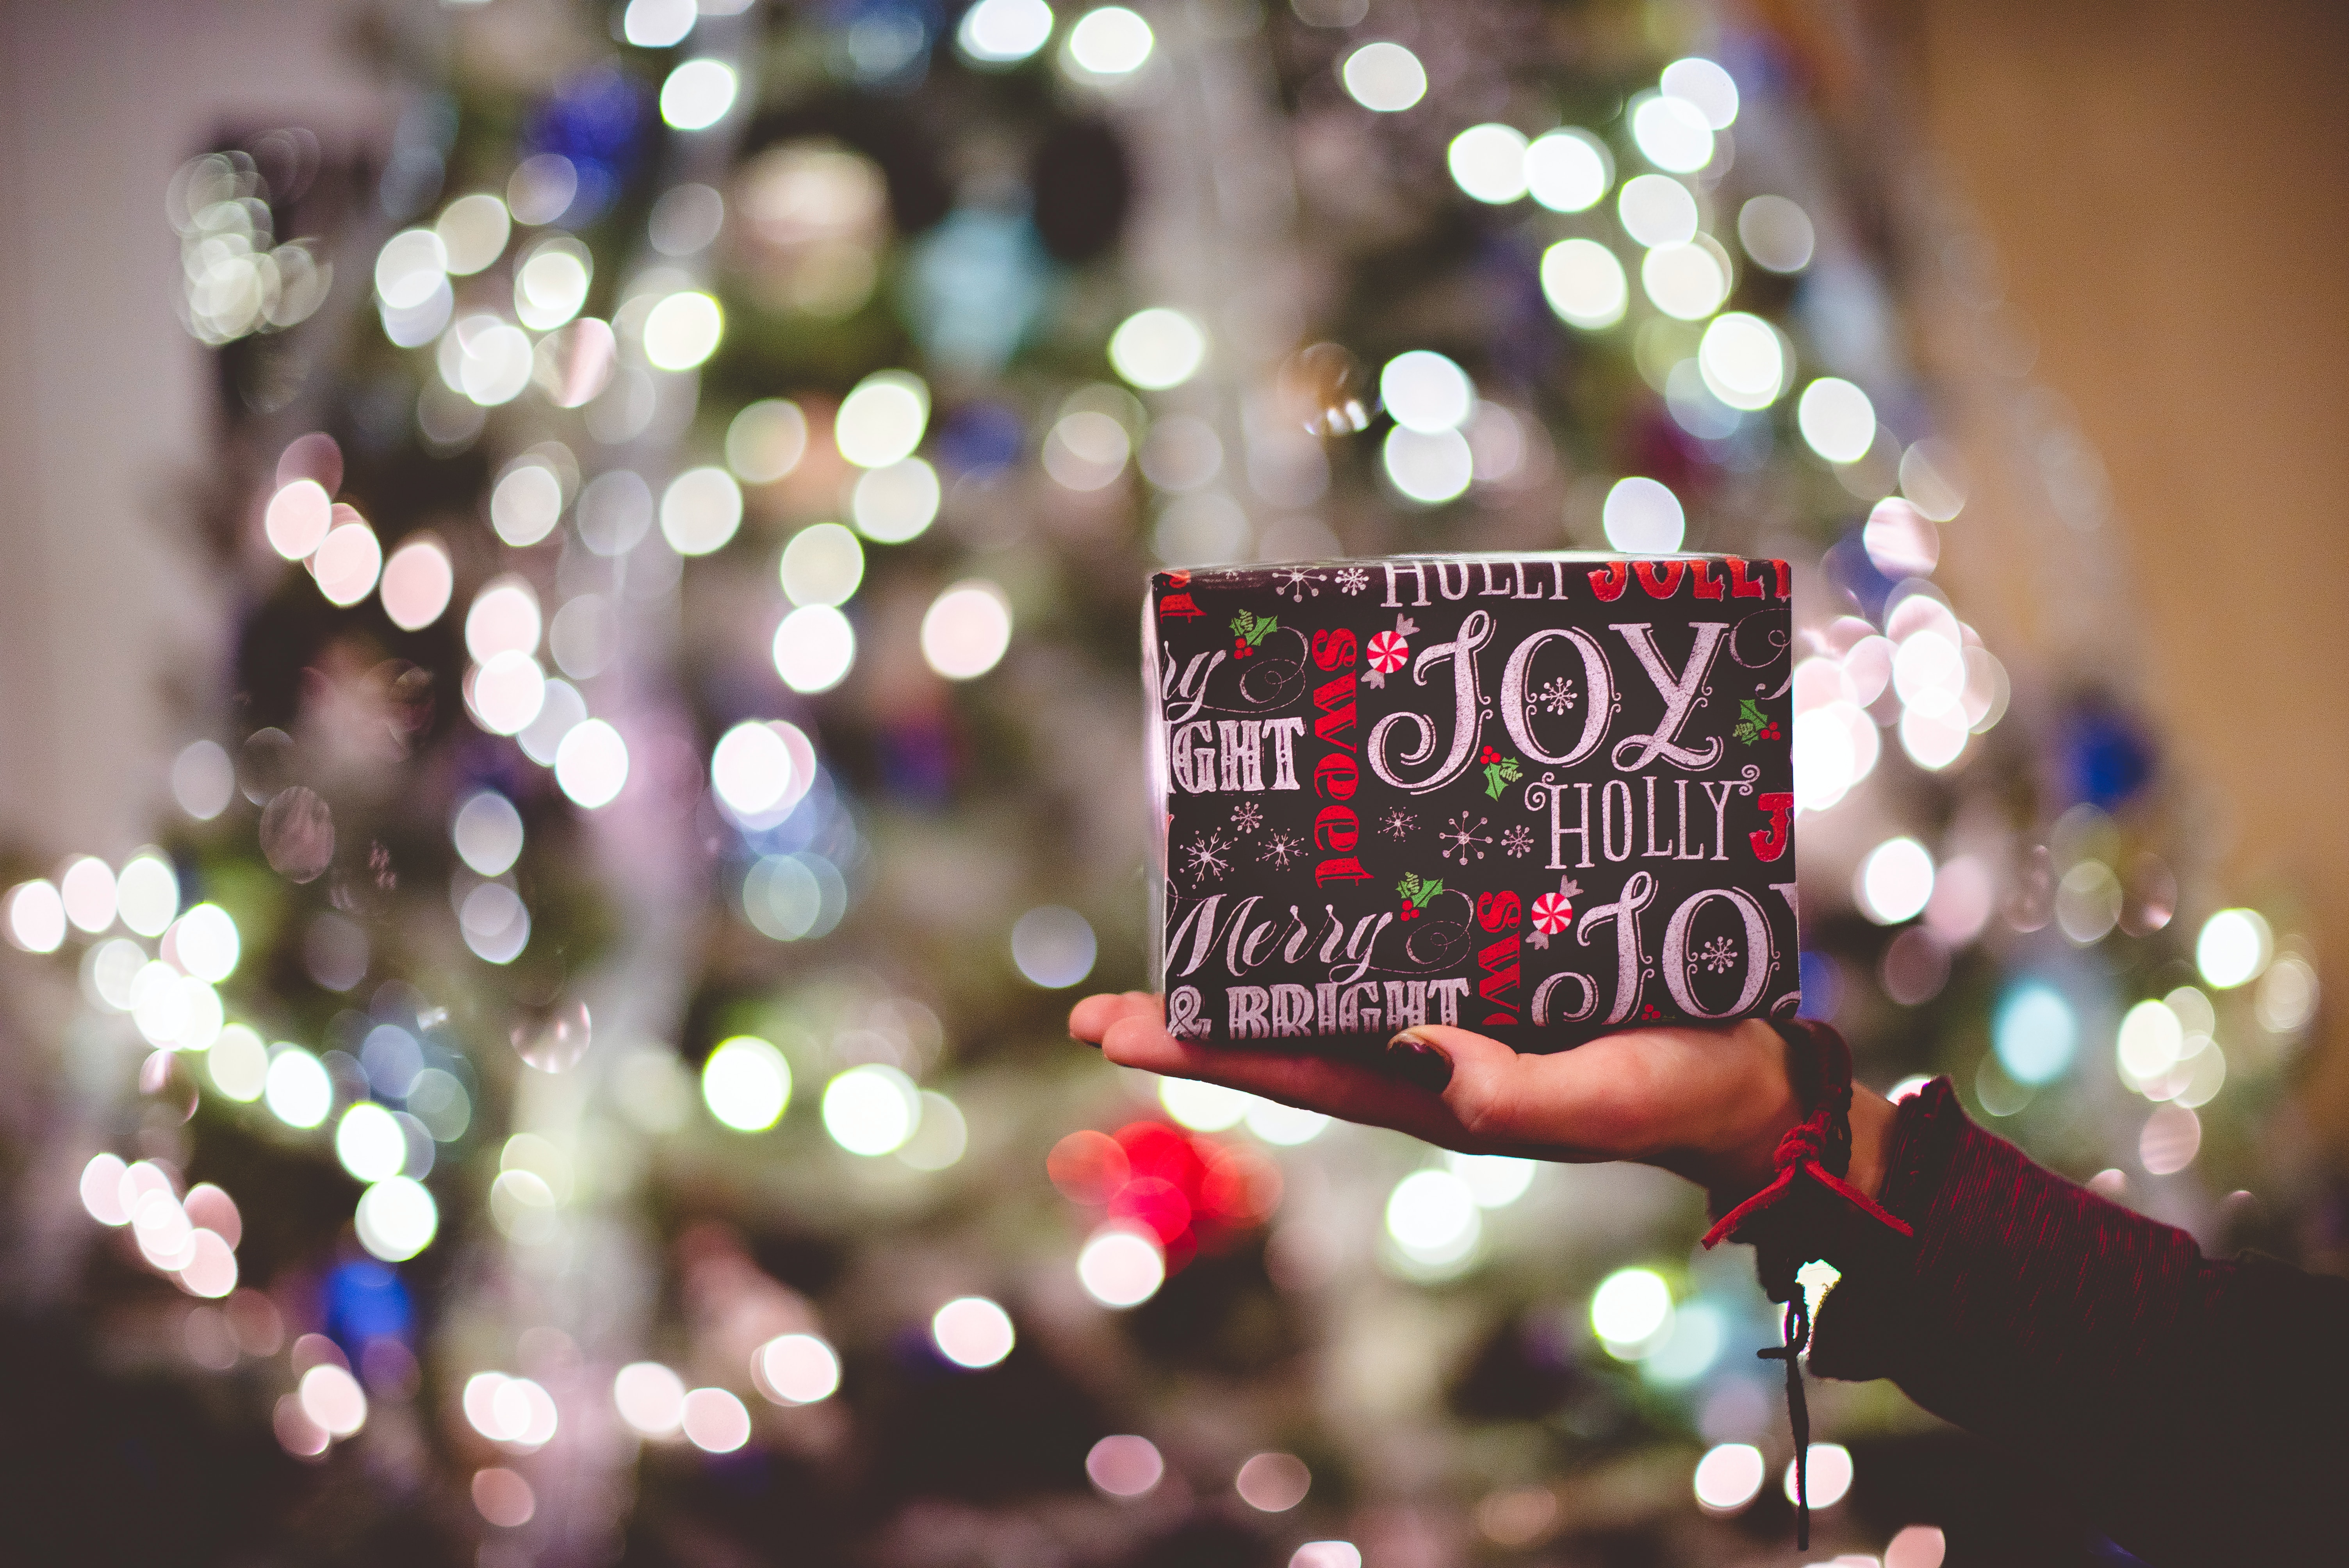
xmin=1385 ymin=1030 xmax=1453 ymax=1092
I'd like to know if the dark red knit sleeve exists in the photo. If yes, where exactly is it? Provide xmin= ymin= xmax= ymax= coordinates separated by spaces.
xmin=1805 ymin=1077 xmax=2349 ymax=1564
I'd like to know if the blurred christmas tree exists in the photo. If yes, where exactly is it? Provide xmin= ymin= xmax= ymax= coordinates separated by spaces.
xmin=0 ymin=0 xmax=2325 ymax=1564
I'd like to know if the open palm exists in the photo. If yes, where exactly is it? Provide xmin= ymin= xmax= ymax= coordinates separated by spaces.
xmin=1069 ymin=992 xmax=1804 ymax=1196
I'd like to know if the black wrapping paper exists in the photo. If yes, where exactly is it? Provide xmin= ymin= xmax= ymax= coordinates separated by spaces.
xmin=1144 ymin=555 xmax=1799 ymax=1053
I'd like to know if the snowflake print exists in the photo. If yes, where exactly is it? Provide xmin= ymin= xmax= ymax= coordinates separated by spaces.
xmin=1184 ymin=830 xmax=1234 ymax=884
xmin=1532 ymin=676 xmax=1577 ymax=716
xmin=1694 ymin=935 xmax=1740 ymax=975
xmin=1272 ymin=568 xmax=1321 ymax=603
xmin=1379 ymin=807 xmax=1417 ymax=840
xmin=1436 ymin=811 xmax=1493 ymax=866
xmin=1501 ymin=824 xmax=1534 ymax=858
xmin=1232 ymin=800 xmax=1264 ymax=834
xmin=1259 ymin=830 xmax=1304 ymax=870
xmin=1334 ymin=566 xmax=1370 ymax=595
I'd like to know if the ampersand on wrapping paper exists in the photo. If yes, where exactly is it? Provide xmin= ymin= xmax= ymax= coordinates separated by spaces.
xmin=1166 ymin=985 xmax=1211 ymax=1039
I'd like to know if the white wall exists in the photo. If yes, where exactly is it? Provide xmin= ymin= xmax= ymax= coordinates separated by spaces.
xmin=0 ymin=0 xmax=397 ymax=864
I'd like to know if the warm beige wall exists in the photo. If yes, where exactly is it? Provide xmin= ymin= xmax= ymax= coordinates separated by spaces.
xmin=1900 ymin=0 xmax=2349 ymax=1142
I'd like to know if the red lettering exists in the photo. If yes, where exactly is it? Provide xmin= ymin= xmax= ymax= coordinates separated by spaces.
xmin=1727 ymin=558 xmax=1767 ymax=599
xmin=1312 ymin=674 xmax=1357 ymax=749
xmin=1312 ymin=805 xmax=1358 ymax=853
xmin=1314 ymin=752 xmax=1357 ymax=800
xmin=1772 ymin=559 xmax=1791 ymax=599
xmin=1634 ymin=561 xmax=1685 ymax=599
xmin=1158 ymin=592 xmax=1205 ymax=620
xmin=1312 ymin=628 xmax=1357 ymax=669
xmin=1587 ymin=561 xmax=1629 ymax=601
xmin=1477 ymin=934 xmax=1520 ymax=1006
xmin=1749 ymin=791 xmax=1794 ymax=862
xmin=1313 ymin=857 xmax=1374 ymax=887
xmin=1476 ymin=891 xmax=1522 ymax=931
xmin=1691 ymin=560 xmax=1726 ymax=599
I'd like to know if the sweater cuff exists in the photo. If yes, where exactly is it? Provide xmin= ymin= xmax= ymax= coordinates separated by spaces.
xmin=1805 ymin=1076 xmax=2215 ymax=1427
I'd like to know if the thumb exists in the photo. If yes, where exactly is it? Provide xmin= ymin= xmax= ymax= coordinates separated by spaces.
xmin=1387 ymin=1024 xmax=1543 ymax=1144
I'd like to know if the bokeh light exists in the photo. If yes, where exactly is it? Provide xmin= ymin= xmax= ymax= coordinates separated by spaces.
xmin=1385 ymin=1168 xmax=1479 ymax=1267
xmin=1590 ymin=1267 xmax=1673 ymax=1355
xmin=1539 ymin=239 xmax=1627 ymax=329
xmin=1447 ymin=124 xmax=1528 ymax=203
xmin=835 ymin=371 xmax=931 ymax=466
xmin=1660 ymin=56 xmax=1739 ymax=128
xmin=1066 ymin=6 xmax=1151 ymax=75
xmin=1077 ymin=1225 xmax=1165 ymax=1308
xmin=1601 ymin=477 xmax=1684 ymax=551
xmin=1011 ymin=905 xmax=1096 ymax=987
xmin=774 ymin=605 xmax=857 ymax=692
xmin=1525 ymin=129 xmax=1611 ymax=212
xmin=850 ymin=458 xmax=940 ymax=542
xmin=1629 ymin=91 xmax=1713 ymax=172
xmin=2196 ymin=908 xmax=2271 ymax=989
xmin=1783 ymin=1443 xmax=1853 ymax=1508
xmin=453 ymin=791 xmax=526 ymax=877
xmin=1382 ymin=427 xmax=1473 ymax=504
xmin=1380 ymin=350 xmax=1474 ymax=433
xmin=355 ymin=1176 xmax=438 ymax=1261
xmin=265 ymin=479 xmax=333 ymax=560
xmin=958 ymin=0 xmax=1054 ymax=64
xmin=554 ymin=719 xmax=629 ymax=808
xmin=1235 ymin=1452 xmax=1312 ymax=1511
xmin=1692 ymin=1442 xmax=1765 ymax=1512
xmin=1087 ymin=1435 xmax=1163 ymax=1498
xmin=313 ymin=520 xmax=383 ymax=607
xmin=1797 ymin=378 xmax=1878 ymax=463
xmin=1857 ymin=837 xmax=1935 ymax=923
xmin=1738 ymin=195 xmax=1815 ymax=273
xmin=779 ymin=523 xmax=864 ymax=606
xmin=336 ymin=1103 xmax=407 ymax=1183
xmin=702 ymin=1036 xmax=791 ymax=1132
xmin=659 ymin=59 xmax=738 ymax=131
xmin=172 ymin=740 xmax=237 ymax=820
xmin=757 ymin=1333 xmax=841 ymax=1404
xmin=614 ymin=1362 xmax=687 ymax=1438
xmin=1340 ymin=42 xmax=1425 ymax=112
xmin=380 ymin=535 xmax=454 ymax=630
xmin=1107 ymin=309 xmax=1206 ymax=390
xmin=920 ymin=581 xmax=1014 ymax=679
xmin=264 ymin=1046 xmax=331 ymax=1128
xmin=1994 ymin=983 xmax=2077 ymax=1085
xmin=680 ymin=1387 xmax=750 ymax=1452
xmin=1697 ymin=313 xmax=1785 ymax=410
xmin=661 ymin=467 xmax=744 ymax=556
xmin=1617 ymin=174 xmax=1698 ymax=248
xmin=823 ymin=1064 xmax=921 ymax=1155
xmin=932 ymin=1296 xmax=1015 ymax=1368
xmin=642 ymin=291 xmax=724 ymax=370
xmin=727 ymin=399 xmax=809 ymax=483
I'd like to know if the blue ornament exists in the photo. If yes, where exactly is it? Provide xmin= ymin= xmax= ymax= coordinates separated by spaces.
xmin=904 ymin=208 xmax=1050 ymax=373
xmin=1821 ymin=529 xmax=1894 ymax=620
xmin=323 ymin=1258 xmax=413 ymax=1360
xmin=524 ymin=68 xmax=648 ymax=226
xmin=2058 ymin=703 xmax=2156 ymax=810
xmin=934 ymin=401 xmax=1024 ymax=477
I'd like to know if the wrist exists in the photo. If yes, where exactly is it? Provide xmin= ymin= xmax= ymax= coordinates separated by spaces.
xmin=1691 ymin=1021 xmax=1895 ymax=1203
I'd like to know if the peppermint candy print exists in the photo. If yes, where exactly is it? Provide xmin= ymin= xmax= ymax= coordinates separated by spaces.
xmin=1367 ymin=629 xmax=1409 ymax=676
xmin=1531 ymin=891 xmax=1574 ymax=936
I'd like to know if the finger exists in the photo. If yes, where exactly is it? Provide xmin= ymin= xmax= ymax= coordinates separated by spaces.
xmin=1401 ymin=1024 xmax=1660 ymax=1159
xmin=1069 ymin=991 xmax=1158 ymax=1044
xmin=1100 ymin=1016 xmax=1472 ymax=1147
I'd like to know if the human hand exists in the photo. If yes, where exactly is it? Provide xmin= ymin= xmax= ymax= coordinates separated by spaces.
xmin=1069 ymin=993 xmax=1891 ymax=1201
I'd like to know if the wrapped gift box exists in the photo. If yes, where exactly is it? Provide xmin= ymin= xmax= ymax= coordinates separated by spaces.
xmin=1145 ymin=555 xmax=1798 ymax=1053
